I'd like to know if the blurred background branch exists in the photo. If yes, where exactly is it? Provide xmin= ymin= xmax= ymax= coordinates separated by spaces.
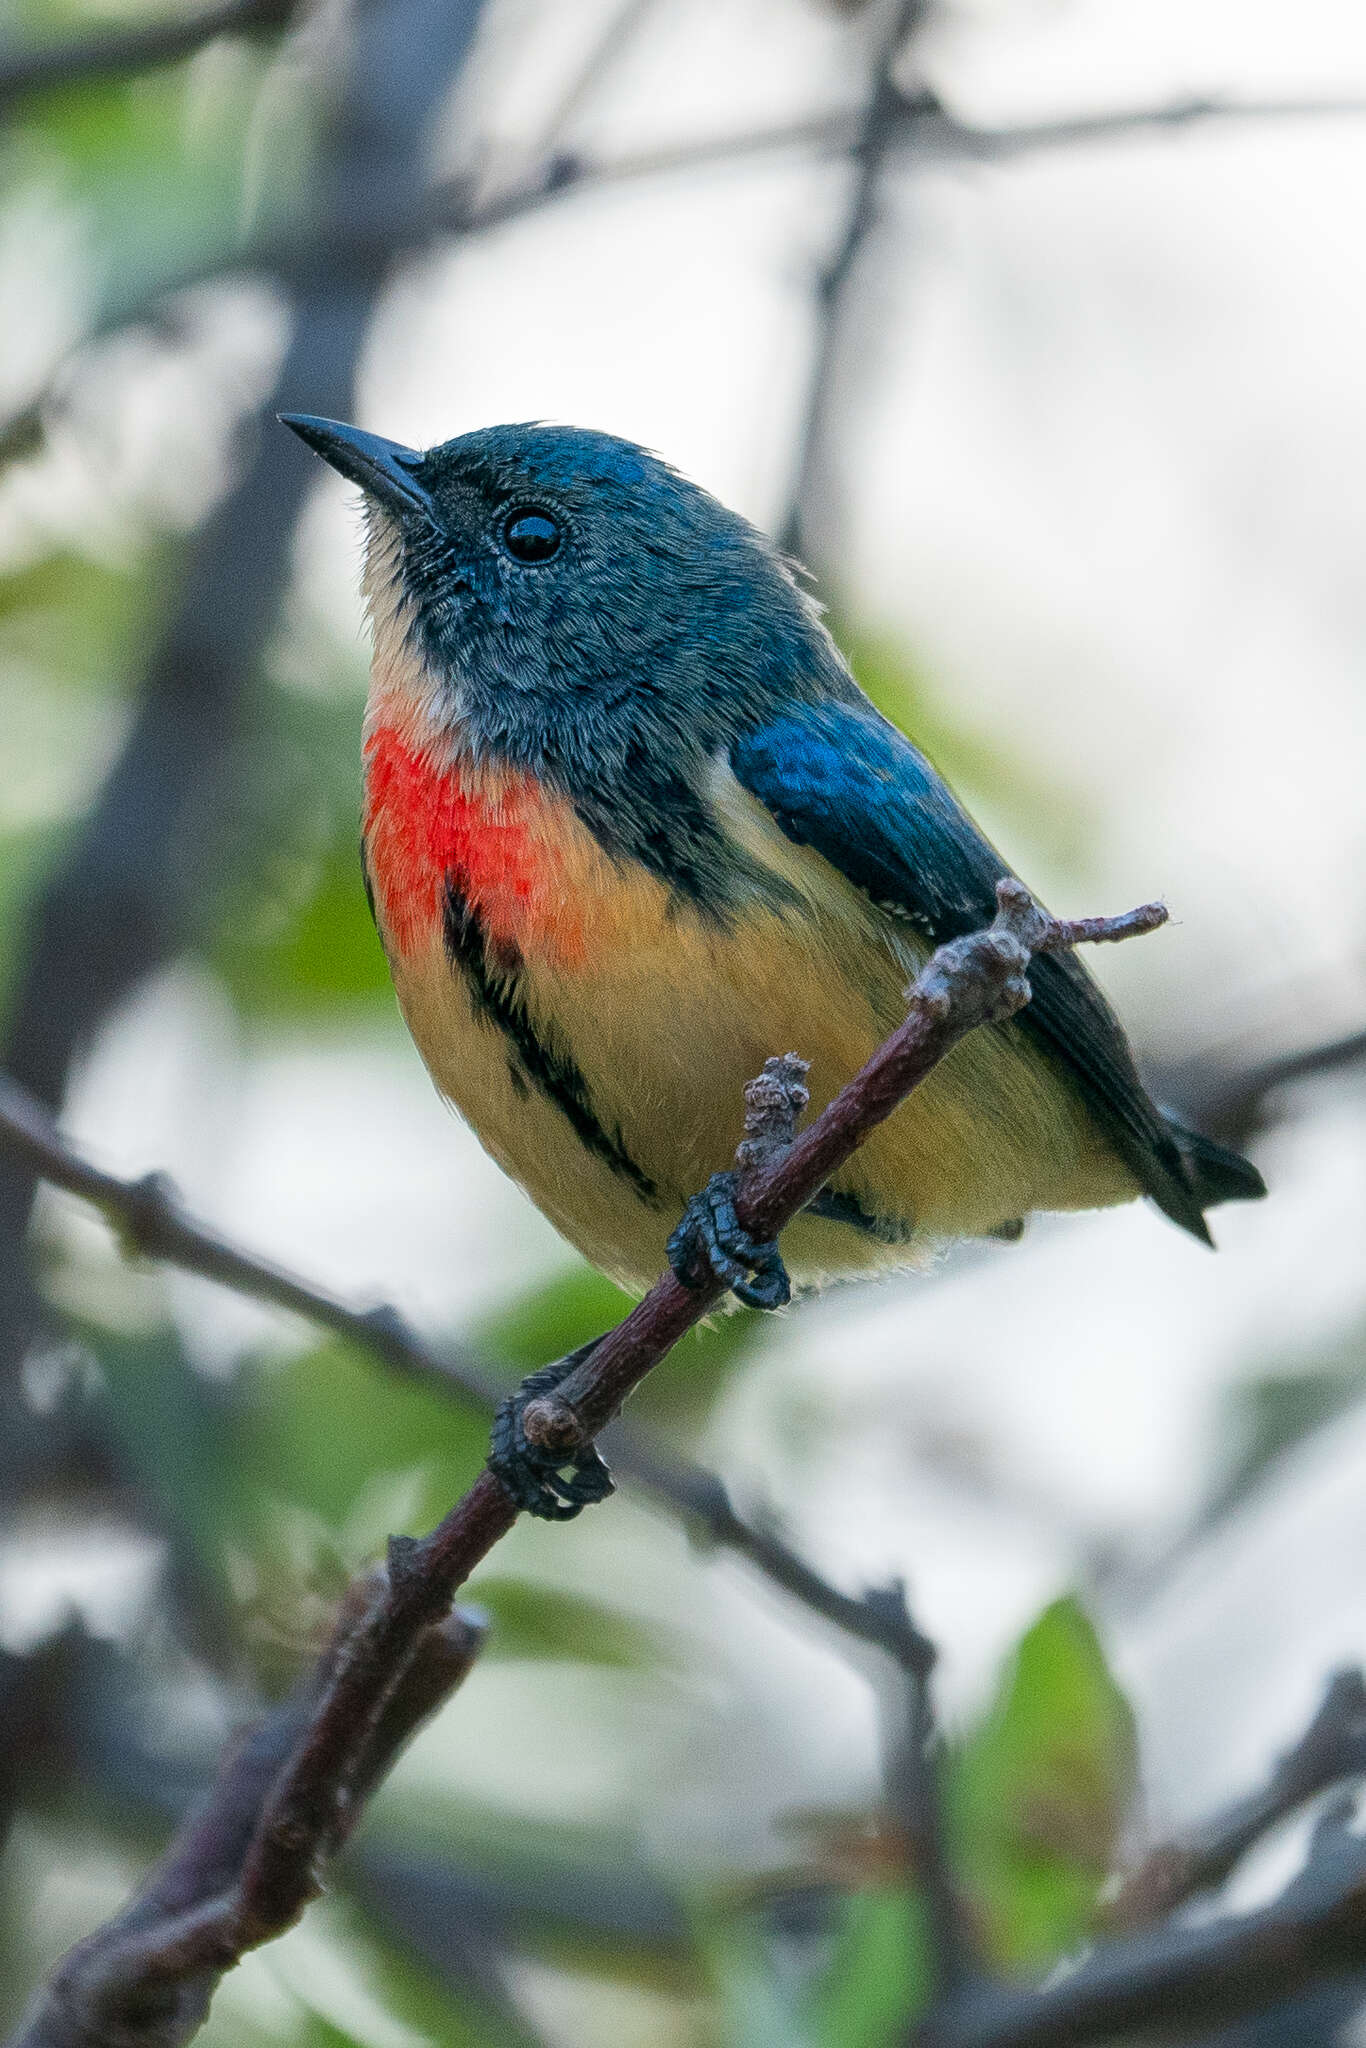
xmin=0 ymin=2 xmax=1364 ymax=2045
xmin=0 ymin=0 xmax=297 ymax=108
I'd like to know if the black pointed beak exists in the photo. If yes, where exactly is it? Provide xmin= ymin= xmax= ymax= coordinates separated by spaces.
xmin=279 ymin=413 xmax=434 ymax=520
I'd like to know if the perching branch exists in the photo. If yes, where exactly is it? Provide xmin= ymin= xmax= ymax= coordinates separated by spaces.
xmin=0 ymin=0 xmax=298 ymax=109
xmin=0 ymin=1070 xmax=931 ymax=1673
xmin=5 ymin=883 xmax=1168 ymax=2048
xmin=0 ymin=0 xmax=492 ymax=2011
xmin=7 ymin=1594 xmax=486 ymax=2048
xmin=0 ymin=1046 xmax=973 ymax=1976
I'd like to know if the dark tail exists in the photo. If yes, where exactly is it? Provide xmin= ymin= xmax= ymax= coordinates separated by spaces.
xmin=1163 ymin=1116 xmax=1267 ymax=1211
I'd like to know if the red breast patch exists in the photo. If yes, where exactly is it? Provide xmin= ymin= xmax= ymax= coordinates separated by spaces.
xmin=362 ymin=723 xmax=585 ymax=966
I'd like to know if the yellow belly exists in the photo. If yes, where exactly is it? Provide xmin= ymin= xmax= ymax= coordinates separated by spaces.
xmin=386 ymin=858 xmax=1136 ymax=1295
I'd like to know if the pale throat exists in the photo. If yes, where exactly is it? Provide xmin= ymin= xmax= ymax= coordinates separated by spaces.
xmin=359 ymin=510 xmax=588 ymax=970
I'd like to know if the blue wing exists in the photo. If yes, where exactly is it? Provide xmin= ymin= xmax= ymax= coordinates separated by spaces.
xmin=731 ymin=698 xmax=1212 ymax=1242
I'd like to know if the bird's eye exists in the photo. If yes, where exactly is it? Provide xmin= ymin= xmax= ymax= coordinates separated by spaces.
xmin=501 ymin=506 xmax=561 ymax=563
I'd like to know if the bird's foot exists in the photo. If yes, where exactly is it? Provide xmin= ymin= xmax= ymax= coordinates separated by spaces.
xmin=487 ymin=1345 xmax=614 ymax=1522
xmin=667 ymin=1171 xmax=791 ymax=1311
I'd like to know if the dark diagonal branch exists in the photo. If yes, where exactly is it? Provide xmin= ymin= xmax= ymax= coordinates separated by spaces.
xmin=0 ymin=0 xmax=298 ymax=109
xmin=6 ymin=884 xmax=1166 ymax=2048
xmin=1106 ymin=1668 xmax=1366 ymax=1932
xmin=0 ymin=1069 xmax=501 ymax=1404
xmin=8 ymin=1595 xmax=485 ymax=2048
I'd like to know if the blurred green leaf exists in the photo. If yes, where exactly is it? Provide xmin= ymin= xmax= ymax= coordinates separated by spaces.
xmin=243 ymin=1337 xmax=489 ymax=1534
xmin=13 ymin=45 xmax=308 ymax=312
xmin=473 ymin=1263 xmax=634 ymax=1372
xmin=0 ymin=549 xmax=178 ymax=1019
xmin=84 ymin=1323 xmax=247 ymax=1578
xmin=695 ymin=1883 xmax=925 ymax=2048
xmin=0 ymin=822 xmax=65 ymax=1021
xmin=214 ymin=807 xmax=393 ymax=1013
xmin=809 ymin=1886 xmax=926 ymax=2048
xmin=209 ymin=679 xmax=398 ymax=1017
xmin=839 ymin=626 xmax=1088 ymax=872
xmin=0 ymin=549 xmax=162 ymax=694
xmin=471 ymin=1576 xmax=670 ymax=1670
xmin=948 ymin=1596 xmax=1135 ymax=1971
xmin=240 ymin=1894 xmax=540 ymax=2048
xmin=474 ymin=1264 xmax=764 ymax=1431
xmin=695 ymin=1906 xmax=817 ymax=2048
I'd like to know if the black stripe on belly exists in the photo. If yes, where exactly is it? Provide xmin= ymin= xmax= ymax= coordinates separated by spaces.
xmin=442 ymin=881 xmax=659 ymax=1205
xmin=806 ymin=1187 xmax=913 ymax=1244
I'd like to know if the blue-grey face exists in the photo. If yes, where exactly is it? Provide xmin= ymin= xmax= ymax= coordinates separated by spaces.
xmin=287 ymin=417 xmax=844 ymax=757
xmin=282 ymin=414 xmax=853 ymax=900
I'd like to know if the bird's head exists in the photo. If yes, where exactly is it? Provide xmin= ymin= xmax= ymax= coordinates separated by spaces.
xmin=281 ymin=415 xmax=844 ymax=786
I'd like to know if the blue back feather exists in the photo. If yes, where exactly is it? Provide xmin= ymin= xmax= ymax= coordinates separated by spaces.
xmin=732 ymin=700 xmax=1211 ymax=1242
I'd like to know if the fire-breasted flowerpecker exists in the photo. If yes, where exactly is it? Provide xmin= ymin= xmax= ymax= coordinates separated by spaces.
xmin=282 ymin=413 xmax=1264 ymax=1513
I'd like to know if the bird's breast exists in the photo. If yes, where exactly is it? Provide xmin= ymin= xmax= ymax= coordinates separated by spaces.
xmin=361 ymin=722 xmax=600 ymax=968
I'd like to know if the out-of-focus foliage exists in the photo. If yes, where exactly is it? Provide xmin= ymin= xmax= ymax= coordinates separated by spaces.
xmin=690 ymin=1597 xmax=1136 ymax=2047
xmin=2 ymin=0 xmax=1349 ymax=2043
xmin=476 ymin=1263 xmax=764 ymax=1429
xmin=7 ymin=22 xmax=313 ymax=334
xmin=841 ymin=628 xmax=1090 ymax=874
xmin=948 ymin=1597 xmax=1136 ymax=1972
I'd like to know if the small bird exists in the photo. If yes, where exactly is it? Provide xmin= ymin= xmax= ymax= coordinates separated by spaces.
xmin=282 ymin=414 xmax=1264 ymax=1511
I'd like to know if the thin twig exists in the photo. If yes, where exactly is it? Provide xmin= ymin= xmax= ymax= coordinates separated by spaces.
xmin=1175 ymin=1022 xmax=1366 ymax=1149
xmin=874 ymin=1583 xmax=972 ymax=2000
xmin=4 ymin=87 xmax=1363 ymax=468
xmin=446 ymin=89 xmax=1366 ymax=236
xmin=0 ymin=0 xmax=297 ymax=108
xmin=7 ymin=884 xmax=1168 ymax=2048
xmin=1105 ymin=1668 xmax=1366 ymax=1931
xmin=0 ymin=1069 xmax=501 ymax=1403
xmin=779 ymin=0 xmax=929 ymax=559
xmin=523 ymin=0 xmax=660 ymax=162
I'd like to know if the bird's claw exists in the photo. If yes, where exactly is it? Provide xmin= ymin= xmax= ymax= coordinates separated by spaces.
xmin=488 ymin=1359 xmax=614 ymax=1522
xmin=667 ymin=1171 xmax=791 ymax=1311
